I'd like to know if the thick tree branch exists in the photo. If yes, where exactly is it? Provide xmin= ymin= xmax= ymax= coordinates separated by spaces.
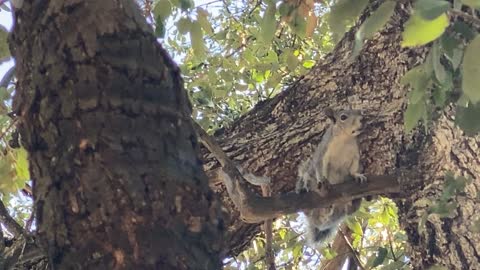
xmin=194 ymin=121 xmax=403 ymax=224
xmin=0 ymin=198 xmax=26 ymax=237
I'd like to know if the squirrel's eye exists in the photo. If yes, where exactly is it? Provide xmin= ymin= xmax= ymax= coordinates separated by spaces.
xmin=340 ymin=114 xmax=348 ymax=121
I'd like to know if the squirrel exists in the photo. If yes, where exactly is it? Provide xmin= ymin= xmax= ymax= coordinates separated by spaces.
xmin=295 ymin=107 xmax=367 ymax=246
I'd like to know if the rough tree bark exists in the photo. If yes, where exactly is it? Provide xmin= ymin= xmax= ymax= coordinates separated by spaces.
xmin=9 ymin=1 xmax=223 ymax=269
xmin=200 ymin=1 xmax=480 ymax=269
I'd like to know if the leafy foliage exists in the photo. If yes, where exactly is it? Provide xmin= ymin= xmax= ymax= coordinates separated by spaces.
xmin=152 ymin=0 xmax=332 ymax=131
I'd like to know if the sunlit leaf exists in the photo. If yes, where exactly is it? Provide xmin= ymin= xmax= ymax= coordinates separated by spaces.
xmin=190 ymin=20 xmax=206 ymax=59
xmin=302 ymin=60 xmax=315 ymax=68
xmin=177 ymin=17 xmax=192 ymax=34
xmin=14 ymin=148 xmax=30 ymax=182
xmin=401 ymin=13 xmax=449 ymax=47
xmin=153 ymin=0 xmax=173 ymax=22
xmin=197 ymin=7 xmax=213 ymax=35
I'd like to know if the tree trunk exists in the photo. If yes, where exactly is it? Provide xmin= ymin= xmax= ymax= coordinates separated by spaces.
xmin=9 ymin=1 xmax=223 ymax=269
xmin=201 ymin=1 xmax=480 ymax=269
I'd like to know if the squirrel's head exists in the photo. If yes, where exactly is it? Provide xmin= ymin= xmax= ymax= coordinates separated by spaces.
xmin=325 ymin=107 xmax=363 ymax=136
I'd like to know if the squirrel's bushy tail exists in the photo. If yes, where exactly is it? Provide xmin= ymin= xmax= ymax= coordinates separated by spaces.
xmin=307 ymin=224 xmax=338 ymax=246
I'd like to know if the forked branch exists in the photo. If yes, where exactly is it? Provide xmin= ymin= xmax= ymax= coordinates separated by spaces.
xmin=193 ymin=122 xmax=403 ymax=224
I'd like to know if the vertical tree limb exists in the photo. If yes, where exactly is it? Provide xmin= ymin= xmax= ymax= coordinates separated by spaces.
xmin=261 ymin=184 xmax=276 ymax=270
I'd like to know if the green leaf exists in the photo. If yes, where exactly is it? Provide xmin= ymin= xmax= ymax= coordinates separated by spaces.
xmin=155 ymin=18 xmax=166 ymax=38
xmin=328 ymin=0 xmax=369 ymax=43
xmin=432 ymin=43 xmax=447 ymax=83
xmin=197 ymin=8 xmax=213 ymax=35
xmin=401 ymin=13 xmax=449 ymax=47
xmin=430 ymin=201 xmax=457 ymax=217
xmin=409 ymin=88 xmax=426 ymax=104
xmin=414 ymin=0 xmax=451 ymax=21
xmin=14 ymin=148 xmax=30 ymax=182
xmin=177 ymin=17 xmax=192 ymax=34
xmin=441 ymin=33 xmax=464 ymax=70
xmin=278 ymin=2 xmax=294 ymax=17
xmin=302 ymin=60 xmax=315 ymax=68
xmin=461 ymin=0 xmax=480 ymax=8
xmin=404 ymin=101 xmax=426 ymax=132
xmin=455 ymin=103 xmax=480 ymax=135
xmin=0 ymin=25 xmax=10 ymax=59
xmin=153 ymin=0 xmax=173 ymax=22
xmin=401 ymin=64 xmax=431 ymax=93
xmin=292 ymin=244 xmax=302 ymax=260
xmin=265 ymin=50 xmax=279 ymax=64
xmin=432 ymin=73 xmax=452 ymax=107
xmin=352 ymin=0 xmax=396 ymax=57
xmin=452 ymin=21 xmax=476 ymax=42
xmin=290 ymin=12 xmax=307 ymax=38
xmin=261 ymin=3 xmax=277 ymax=43
xmin=321 ymin=247 xmax=337 ymax=260
xmin=286 ymin=53 xmax=299 ymax=71
xmin=462 ymin=35 xmax=480 ymax=103
xmin=372 ymin=247 xmax=388 ymax=268
xmin=346 ymin=219 xmax=363 ymax=236
xmin=190 ymin=20 xmax=207 ymax=60
xmin=179 ymin=0 xmax=193 ymax=11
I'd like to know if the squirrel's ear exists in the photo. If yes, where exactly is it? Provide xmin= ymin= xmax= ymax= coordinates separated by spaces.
xmin=325 ymin=107 xmax=336 ymax=123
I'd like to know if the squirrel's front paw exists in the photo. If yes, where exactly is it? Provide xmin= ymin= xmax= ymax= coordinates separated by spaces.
xmin=316 ymin=180 xmax=331 ymax=196
xmin=353 ymin=173 xmax=367 ymax=183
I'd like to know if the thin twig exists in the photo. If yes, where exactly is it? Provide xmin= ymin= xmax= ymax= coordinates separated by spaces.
xmin=0 ymin=198 xmax=26 ymax=237
xmin=0 ymin=118 xmax=18 ymax=142
xmin=449 ymin=9 xmax=480 ymax=27
xmin=196 ymin=0 xmax=222 ymax=7
xmin=339 ymin=228 xmax=366 ymax=270
xmin=387 ymin=229 xmax=397 ymax=261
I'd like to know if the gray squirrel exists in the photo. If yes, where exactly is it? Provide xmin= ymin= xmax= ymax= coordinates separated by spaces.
xmin=295 ymin=107 xmax=367 ymax=246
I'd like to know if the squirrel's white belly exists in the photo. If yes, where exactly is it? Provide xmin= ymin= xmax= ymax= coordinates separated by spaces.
xmin=324 ymin=140 xmax=358 ymax=184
